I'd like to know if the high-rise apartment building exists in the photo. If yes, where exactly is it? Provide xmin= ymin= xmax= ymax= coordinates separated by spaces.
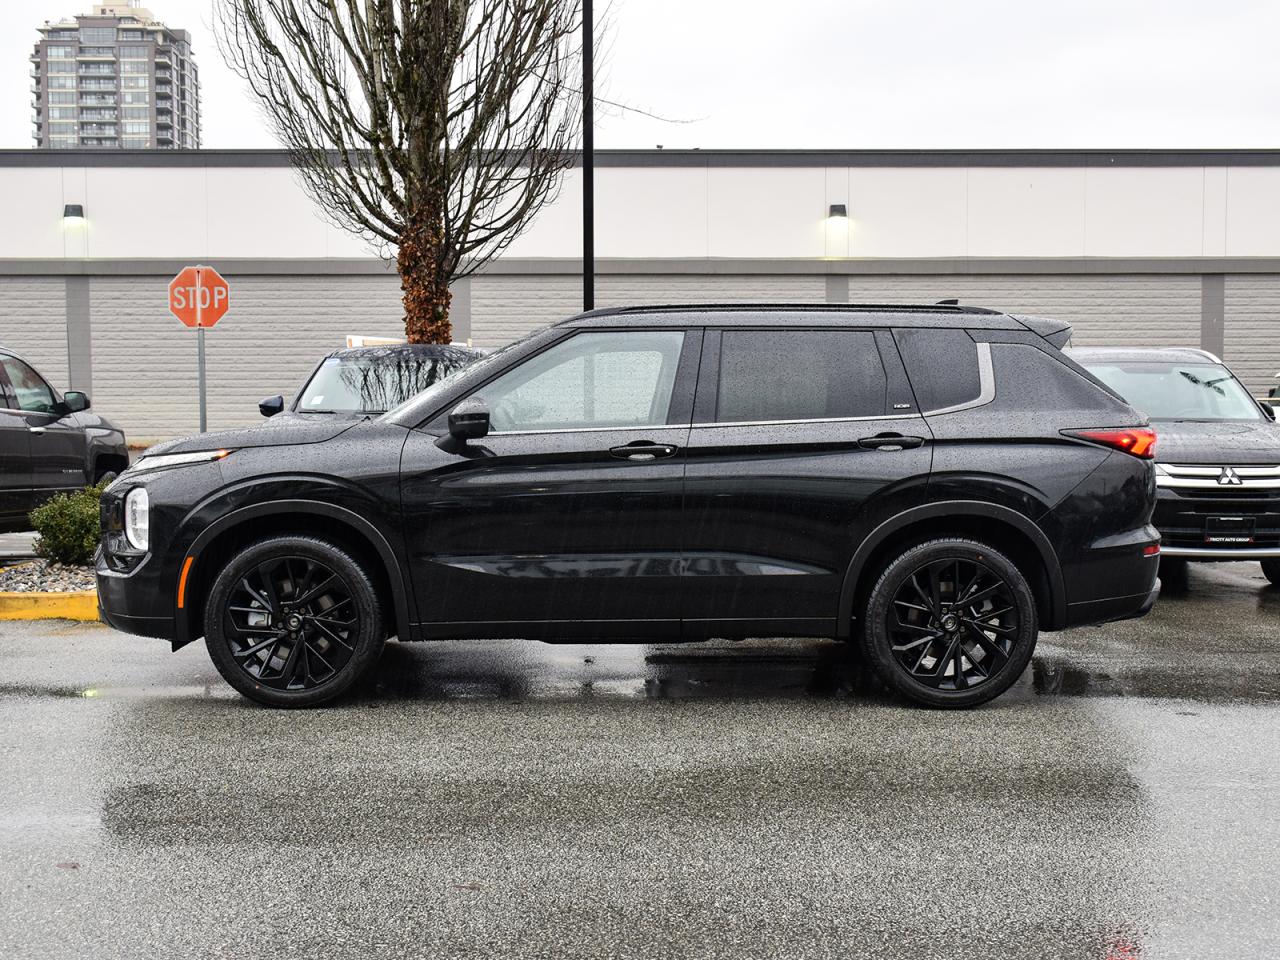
xmin=31 ymin=2 xmax=200 ymax=149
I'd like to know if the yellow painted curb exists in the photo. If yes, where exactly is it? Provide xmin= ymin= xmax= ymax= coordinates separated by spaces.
xmin=0 ymin=590 xmax=99 ymax=621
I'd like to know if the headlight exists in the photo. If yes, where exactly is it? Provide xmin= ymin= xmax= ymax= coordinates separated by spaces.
xmin=130 ymin=449 xmax=231 ymax=473
xmin=124 ymin=487 xmax=150 ymax=552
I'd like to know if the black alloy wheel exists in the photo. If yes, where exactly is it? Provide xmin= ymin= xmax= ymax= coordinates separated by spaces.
xmin=225 ymin=556 xmax=358 ymax=690
xmin=886 ymin=557 xmax=1019 ymax=691
xmin=205 ymin=536 xmax=384 ymax=707
xmin=860 ymin=538 xmax=1038 ymax=708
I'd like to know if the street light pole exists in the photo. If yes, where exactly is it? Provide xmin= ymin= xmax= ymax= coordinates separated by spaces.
xmin=582 ymin=0 xmax=594 ymax=311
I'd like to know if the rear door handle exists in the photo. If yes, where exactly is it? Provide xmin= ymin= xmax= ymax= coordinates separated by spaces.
xmin=610 ymin=441 xmax=679 ymax=461
xmin=858 ymin=433 xmax=924 ymax=451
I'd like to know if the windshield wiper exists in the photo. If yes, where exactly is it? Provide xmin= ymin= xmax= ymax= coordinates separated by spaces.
xmin=1179 ymin=370 xmax=1226 ymax=396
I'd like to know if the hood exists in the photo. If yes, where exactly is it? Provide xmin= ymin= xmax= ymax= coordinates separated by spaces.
xmin=142 ymin=417 xmax=361 ymax=457
xmin=1153 ymin=419 xmax=1280 ymax=465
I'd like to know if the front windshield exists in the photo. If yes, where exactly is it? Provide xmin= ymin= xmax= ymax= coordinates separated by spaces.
xmin=1083 ymin=361 xmax=1263 ymax=421
xmin=297 ymin=349 xmax=473 ymax=414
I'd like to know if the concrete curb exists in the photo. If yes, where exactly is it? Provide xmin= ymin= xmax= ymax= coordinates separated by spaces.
xmin=0 ymin=591 xmax=99 ymax=621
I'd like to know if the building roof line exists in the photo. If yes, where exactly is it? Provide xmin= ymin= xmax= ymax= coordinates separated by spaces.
xmin=6 ymin=148 xmax=1280 ymax=168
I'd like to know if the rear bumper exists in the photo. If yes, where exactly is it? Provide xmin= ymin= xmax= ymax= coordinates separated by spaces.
xmin=1064 ymin=579 xmax=1160 ymax=628
xmin=1161 ymin=545 xmax=1280 ymax=559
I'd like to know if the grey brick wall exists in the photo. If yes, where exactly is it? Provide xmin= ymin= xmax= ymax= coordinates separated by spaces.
xmin=1224 ymin=276 xmax=1280 ymax=396
xmin=841 ymin=275 xmax=1202 ymax=349
xmin=90 ymin=274 xmax=406 ymax=440
xmin=0 ymin=277 xmax=69 ymax=386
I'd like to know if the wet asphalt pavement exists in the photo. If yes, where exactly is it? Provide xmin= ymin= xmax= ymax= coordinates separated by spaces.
xmin=2 ymin=563 xmax=1278 ymax=959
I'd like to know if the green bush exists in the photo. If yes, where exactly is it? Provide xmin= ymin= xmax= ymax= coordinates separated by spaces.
xmin=29 ymin=485 xmax=103 ymax=566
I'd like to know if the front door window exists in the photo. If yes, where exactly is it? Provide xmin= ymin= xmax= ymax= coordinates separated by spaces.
xmin=477 ymin=330 xmax=686 ymax=433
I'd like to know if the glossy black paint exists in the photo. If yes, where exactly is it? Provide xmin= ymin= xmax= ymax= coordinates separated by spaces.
xmin=0 ymin=347 xmax=128 ymax=531
xmin=97 ymin=305 xmax=1161 ymax=655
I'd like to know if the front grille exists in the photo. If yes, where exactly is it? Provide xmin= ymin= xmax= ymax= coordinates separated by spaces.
xmin=1154 ymin=463 xmax=1280 ymax=548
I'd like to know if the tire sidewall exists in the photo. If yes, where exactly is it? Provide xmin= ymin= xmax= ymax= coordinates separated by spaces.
xmin=204 ymin=536 xmax=384 ymax=707
xmin=860 ymin=538 xmax=1039 ymax=709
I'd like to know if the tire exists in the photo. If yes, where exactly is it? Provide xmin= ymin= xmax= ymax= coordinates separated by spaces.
xmin=858 ymin=538 xmax=1038 ymax=709
xmin=94 ymin=469 xmax=119 ymax=487
xmin=204 ymin=535 xmax=385 ymax=707
xmin=1263 ymin=560 xmax=1280 ymax=586
xmin=1159 ymin=557 xmax=1189 ymax=593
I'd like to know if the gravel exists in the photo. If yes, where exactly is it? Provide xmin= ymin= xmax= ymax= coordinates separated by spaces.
xmin=0 ymin=559 xmax=96 ymax=593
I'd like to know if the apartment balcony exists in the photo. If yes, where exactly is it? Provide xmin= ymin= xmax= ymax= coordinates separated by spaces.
xmin=76 ymin=52 xmax=117 ymax=61
xmin=80 ymin=138 xmax=118 ymax=147
xmin=155 ymin=86 xmax=173 ymax=98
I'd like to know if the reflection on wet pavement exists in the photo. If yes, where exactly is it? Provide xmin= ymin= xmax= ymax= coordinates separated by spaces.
xmin=0 ymin=562 xmax=1277 ymax=959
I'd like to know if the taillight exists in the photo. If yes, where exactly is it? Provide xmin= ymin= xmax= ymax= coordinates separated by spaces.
xmin=1063 ymin=427 xmax=1157 ymax=459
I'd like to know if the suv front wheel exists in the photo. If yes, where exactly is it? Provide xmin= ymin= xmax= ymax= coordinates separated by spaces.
xmin=860 ymin=538 xmax=1039 ymax=708
xmin=204 ymin=535 xmax=385 ymax=707
xmin=1263 ymin=560 xmax=1280 ymax=586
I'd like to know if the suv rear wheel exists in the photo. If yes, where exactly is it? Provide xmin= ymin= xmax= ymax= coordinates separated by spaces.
xmin=860 ymin=538 xmax=1038 ymax=708
xmin=204 ymin=535 xmax=385 ymax=707
xmin=1263 ymin=560 xmax=1280 ymax=586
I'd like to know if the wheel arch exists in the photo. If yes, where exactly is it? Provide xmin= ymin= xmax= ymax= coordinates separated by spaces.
xmin=838 ymin=501 xmax=1067 ymax=636
xmin=173 ymin=500 xmax=414 ymax=649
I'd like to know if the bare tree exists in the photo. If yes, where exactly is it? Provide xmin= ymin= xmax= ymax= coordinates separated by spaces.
xmin=217 ymin=0 xmax=584 ymax=343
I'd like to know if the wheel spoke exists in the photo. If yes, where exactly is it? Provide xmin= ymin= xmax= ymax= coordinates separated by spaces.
xmin=964 ymin=623 xmax=1012 ymax=663
xmin=959 ymin=581 xmax=1003 ymax=610
xmin=256 ymin=562 xmax=284 ymax=615
xmin=232 ymin=636 xmax=279 ymax=659
xmin=294 ymin=574 xmax=338 ymax=608
xmin=311 ymin=618 xmax=355 ymax=652
xmin=892 ymin=634 xmax=938 ymax=653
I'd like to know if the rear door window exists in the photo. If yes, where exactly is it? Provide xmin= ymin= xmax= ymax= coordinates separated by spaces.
xmin=713 ymin=329 xmax=887 ymax=423
xmin=893 ymin=328 xmax=982 ymax=412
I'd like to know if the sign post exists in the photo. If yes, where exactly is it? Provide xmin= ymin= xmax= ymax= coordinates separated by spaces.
xmin=168 ymin=265 xmax=230 ymax=433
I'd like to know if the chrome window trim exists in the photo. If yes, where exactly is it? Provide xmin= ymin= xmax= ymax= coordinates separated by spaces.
xmin=690 ymin=413 xmax=925 ymax=429
xmin=919 ymin=342 xmax=995 ymax=416
xmin=487 ymin=423 xmax=690 ymax=438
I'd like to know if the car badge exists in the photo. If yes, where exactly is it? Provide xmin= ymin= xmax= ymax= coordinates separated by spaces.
xmin=1217 ymin=467 xmax=1243 ymax=486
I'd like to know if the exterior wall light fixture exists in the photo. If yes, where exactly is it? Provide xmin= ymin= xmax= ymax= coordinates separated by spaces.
xmin=63 ymin=203 xmax=86 ymax=222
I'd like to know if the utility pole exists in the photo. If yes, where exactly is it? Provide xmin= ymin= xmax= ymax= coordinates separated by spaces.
xmin=582 ymin=0 xmax=594 ymax=311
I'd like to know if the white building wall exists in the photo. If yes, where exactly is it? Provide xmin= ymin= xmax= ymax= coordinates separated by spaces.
xmin=8 ymin=160 xmax=1280 ymax=261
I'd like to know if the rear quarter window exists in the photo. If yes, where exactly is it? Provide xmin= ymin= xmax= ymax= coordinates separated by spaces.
xmin=990 ymin=343 xmax=1126 ymax=411
xmin=893 ymin=328 xmax=982 ymax=411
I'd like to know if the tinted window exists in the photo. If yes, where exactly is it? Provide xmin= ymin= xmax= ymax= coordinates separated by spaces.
xmin=714 ymin=330 xmax=886 ymax=423
xmin=0 ymin=357 xmax=57 ymax=414
xmin=1081 ymin=360 xmax=1262 ymax=421
xmin=991 ymin=344 xmax=1119 ymax=411
xmin=481 ymin=330 xmax=685 ymax=432
xmin=894 ymin=329 xmax=981 ymax=412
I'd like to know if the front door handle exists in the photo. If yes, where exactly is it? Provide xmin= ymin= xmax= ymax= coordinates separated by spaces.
xmin=858 ymin=433 xmax=924 ymax=451
xmin=610 ymin=441 xmax=678 ymax=461
xmin=28 ymin=426 xmax=46 ymax=436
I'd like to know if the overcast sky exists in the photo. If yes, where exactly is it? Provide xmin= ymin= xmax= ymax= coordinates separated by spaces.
xmin=5 ymin=0 xmax=1279 ymax=149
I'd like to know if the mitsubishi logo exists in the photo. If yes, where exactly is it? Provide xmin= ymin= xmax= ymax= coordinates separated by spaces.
xmin=1218 ymin=467 xmax=1243 ymax=486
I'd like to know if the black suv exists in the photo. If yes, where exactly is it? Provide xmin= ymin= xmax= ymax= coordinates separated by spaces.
xmin=1072 ymin=347 xmax=1280 ymax=585
xmin=97 ymin=305 xmax=1161 ymax=709
xmin=1 ymin=347 xmax=129 ymax=532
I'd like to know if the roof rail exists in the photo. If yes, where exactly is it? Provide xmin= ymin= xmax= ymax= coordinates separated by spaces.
xmin=566 ymin=302 xmax=1005 ymax=322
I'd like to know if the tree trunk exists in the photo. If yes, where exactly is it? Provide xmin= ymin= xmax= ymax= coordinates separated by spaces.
xmin=397 ymin=214 xmax=452 ymax=344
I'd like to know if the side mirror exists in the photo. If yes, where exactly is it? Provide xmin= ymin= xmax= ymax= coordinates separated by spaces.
xmin=1263 ymin=403 xmax=1277 ymax=422
xmin=448 ymin=398 xmax=490 ymax=440
xmin=259 ymin=395 xmax=285 ymax=418
xmin=63 ymin=390 xmax=90 ymax=413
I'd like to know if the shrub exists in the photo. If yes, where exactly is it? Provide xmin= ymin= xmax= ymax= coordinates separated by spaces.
xmin=29 ymin=485 xmax=103 ymax=566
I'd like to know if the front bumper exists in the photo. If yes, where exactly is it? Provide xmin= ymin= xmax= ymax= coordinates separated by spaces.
xmin=95 ymin=548 xmax=176 ymax=640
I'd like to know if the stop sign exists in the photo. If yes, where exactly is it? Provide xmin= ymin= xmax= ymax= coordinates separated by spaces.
xmin=169 ymin=265 xmax=230 ymax=328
